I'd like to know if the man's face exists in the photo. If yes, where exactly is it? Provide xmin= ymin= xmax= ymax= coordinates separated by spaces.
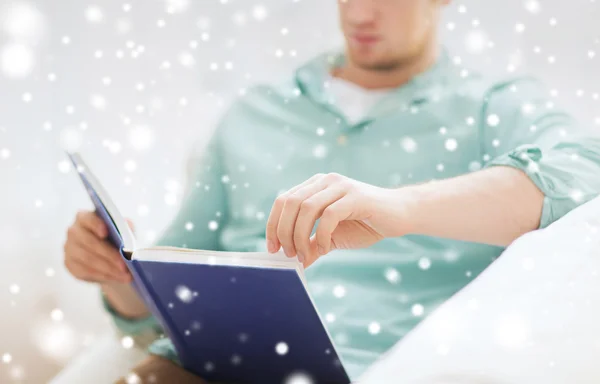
xmin=338 ymin=0 xmax=446 ymax=71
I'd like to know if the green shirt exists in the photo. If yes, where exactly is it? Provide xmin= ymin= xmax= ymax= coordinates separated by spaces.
xmin=104 ymin=50 xmax=600 ymax=380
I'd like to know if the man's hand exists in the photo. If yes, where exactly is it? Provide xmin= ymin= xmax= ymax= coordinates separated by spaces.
xmin=63 ymin=210 xmax=132 ymax=283
xmin=266 ymin=173 xmax=412 ymax=267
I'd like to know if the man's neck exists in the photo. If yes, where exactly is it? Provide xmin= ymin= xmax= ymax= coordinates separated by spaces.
xmin=333 ymin=44 xmax=440 ymax=90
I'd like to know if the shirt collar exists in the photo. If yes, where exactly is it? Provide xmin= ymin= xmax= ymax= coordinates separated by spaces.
xmin=294 ymin=47 xmax=455 ymax=125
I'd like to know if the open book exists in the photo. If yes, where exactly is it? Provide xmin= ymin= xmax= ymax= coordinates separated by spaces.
xmin=67 ymin=152 xmax=350 ymax=384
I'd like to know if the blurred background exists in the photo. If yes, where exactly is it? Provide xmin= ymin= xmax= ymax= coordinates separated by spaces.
xmin=0 ymin=0 xmax=598 ymax=382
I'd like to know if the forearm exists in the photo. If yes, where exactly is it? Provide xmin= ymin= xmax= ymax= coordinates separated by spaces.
xmin=403 ymin=166 xmax=544 ymax=247
xmin=101 ymin=282 xmax=150 ymax=319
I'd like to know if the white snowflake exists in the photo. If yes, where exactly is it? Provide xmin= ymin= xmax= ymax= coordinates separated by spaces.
xmin=275 ymin=342 xmax=289 ymax=355
xmin=124 ymin=160 xmax=137 ymax=172
xmin=1 ymin=43 xmax=34 ymax=78
xmin=515 ymin=23 xmax=525 ymax=33
xmin=313 ymin=144 xmax=328 ymax=159
xmin=524 ymin=0 xmax=541 ymax=14
xmin=468 ymin=161 xmax=482 ymax=172
xmin=2 ymin=2 xmax=45 ymax=42
xmin=384 ymin=268 xmax=400 ymax=284
xmin=231 ymin=354 xmax=242 ymax=365
xmin=185 ymin=222 xmax=194 ymax=231
xmin=252 ymin=5 xmax=268 ymax=21
xmin=368 ymin=322 xmax=381 ymax=335
xmin=570 ymin=189 xmax=584 ymax=202
xmin=332 ymin=285 xmax=346 ymax=298
xmin=208 ymin=220 xmax=219 ymax=231
xmin=125 ymin=373 xmax=141 ymax=384
xmin=418 ymin=257 xmax=431 ymax=270
xmin=50 ymin=309 xmax=63 ymax=321
xmin=9 ymin=284 xmax=19 ymax=294
xmin=465 ymin=30 xmax=488 ymax=54
xmin=165 ymin=0 xmax=190 ymax=13
xmin=444 ymin=138 xmax=458 ymax=152
xmin=487 ymin=114 xmax=500 ymax=126
xmin=325 ymin=313 xmax=336 ymax=323
xmin=85 ymin=6 xmax=104 ymax=23
xmin=179 ymin=52 xmax=195 ymax=67
xmin=175 ymin=285 xmax=194 ymax=303
xmin=284 ymin=372 xmax=315 ymax=384
xmin=411 ymin=303 xmax=424 ymax=317
xmin=401 ymin=137 xmax=417 ymax=153
xmin=121 ymin=336 xmax=134 ymax=349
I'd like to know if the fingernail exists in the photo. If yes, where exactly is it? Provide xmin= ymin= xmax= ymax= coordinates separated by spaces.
xmin=267 ymin=240 xmax=276 ymax=253
xmin=318 ymin=245 xmax=326 ymax=255
xmin=297 ymin=253 xmax=305 ymax=263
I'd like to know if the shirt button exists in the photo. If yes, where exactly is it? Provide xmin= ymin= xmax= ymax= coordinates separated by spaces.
xmin=337 ymin=135 xmax=348 ymax=146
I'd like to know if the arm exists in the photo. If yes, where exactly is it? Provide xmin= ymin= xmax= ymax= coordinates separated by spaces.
xmin=267 ymin=77 xmax=600 ymax=263
xmin=401 ymin=166 xmax=543 ymax=247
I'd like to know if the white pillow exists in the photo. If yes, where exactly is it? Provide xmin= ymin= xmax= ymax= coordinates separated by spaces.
xmin=358 ymin=196 xmax=600 ymax=384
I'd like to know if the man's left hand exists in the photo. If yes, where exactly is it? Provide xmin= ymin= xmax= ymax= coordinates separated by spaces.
xmin=266 ymin=173 xmax=413 ymax=267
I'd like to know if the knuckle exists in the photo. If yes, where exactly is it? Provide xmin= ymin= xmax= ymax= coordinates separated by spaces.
xmin=66 ymin=226 xmax=76 ymax=238
xmin=337 ymin=179 xmax=354 ymax=190
xmin=75 ymin=210 xmax=87 ymax=222
xmin=286 ymin=195 xmax=303 ymax=208
xmin=322 ymin=206 xmax=336 ymax=220
xmin=325 ymin=172 xmax=343 ymax=183
xmin=274 ymin=195 xmax=287 ymax=208
xmin=299 ymin=198 xmax=316 ymax=212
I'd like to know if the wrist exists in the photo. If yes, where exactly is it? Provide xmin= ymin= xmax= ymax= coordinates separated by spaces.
xmin=369 ymin=184 xmax=424 ymax=238
xmin=391 ymin=184 xmax=426 ymax=237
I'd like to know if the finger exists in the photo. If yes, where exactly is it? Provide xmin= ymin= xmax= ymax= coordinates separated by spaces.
xmin=278 ymin=181 xmax=329 ymax=261
xmin=315 ymin=196 xmax=354 ymax=255
xmin=71 ymin=243 xmax=132 ymax=283
xmin=303 ymin=236 xmax=320 ymax=268
xmin=65 ymin=241 xmax=128 ymax=283
xmin=266 ymin=173 xmax=325 ymax=253
xmin=293 ymin=185 xmax=346 ymax=262
xmin=71 ymin=257 xmax=129 ymax=283
xmin=69 ymin=225 xmax=129 ymax=274
xmin=76 ymin=210 xmax=108 ymax=239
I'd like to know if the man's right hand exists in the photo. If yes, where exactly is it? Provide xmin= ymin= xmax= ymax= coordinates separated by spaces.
xmin=64 ymin=210 xmax=132 ymax=284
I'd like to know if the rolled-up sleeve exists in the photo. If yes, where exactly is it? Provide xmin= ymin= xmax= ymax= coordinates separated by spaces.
xmin=103 ymin=129 xmax=229 ymax=336
xmin=481 ymin=77 xmax=600 ymax=229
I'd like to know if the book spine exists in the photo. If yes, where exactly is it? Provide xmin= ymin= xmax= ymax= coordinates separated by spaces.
xmin=127 ymin=259 xmax=193 ymax=365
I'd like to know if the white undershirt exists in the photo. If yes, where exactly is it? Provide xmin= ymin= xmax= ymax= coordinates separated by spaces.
xmin=327 ymin=76 xmax=392 ymax=124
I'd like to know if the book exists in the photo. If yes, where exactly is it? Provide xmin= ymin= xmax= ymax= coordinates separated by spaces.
xmin=66 ymin=152 xmax=351 ymax=384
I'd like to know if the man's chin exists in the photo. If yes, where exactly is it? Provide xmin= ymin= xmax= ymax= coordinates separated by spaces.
xmin=349 ymin=55 xmax=401 ymax=72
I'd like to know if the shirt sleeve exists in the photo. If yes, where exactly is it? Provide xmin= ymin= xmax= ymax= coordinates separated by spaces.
xmin=481 ymin=77 xmax=600 ymax=229
xmin=103 ymin=129 xmax=229 ymax=336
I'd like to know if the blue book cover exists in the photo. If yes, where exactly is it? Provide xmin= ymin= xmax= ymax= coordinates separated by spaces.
xmin=67 ymin=152 xmax=351 ymax=384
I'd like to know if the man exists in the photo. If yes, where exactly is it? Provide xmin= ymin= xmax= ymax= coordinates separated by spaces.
xmin=63 ymin=0 xmax=600 ymax=382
